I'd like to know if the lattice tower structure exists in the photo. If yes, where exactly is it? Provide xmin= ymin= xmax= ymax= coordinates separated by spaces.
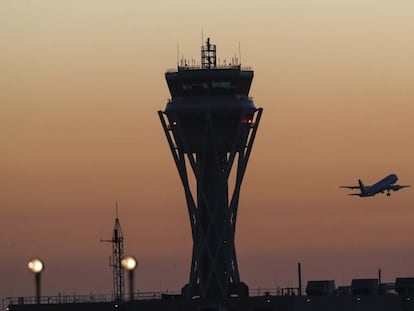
xmin=102 ymin=210 xmax=125 ymax=301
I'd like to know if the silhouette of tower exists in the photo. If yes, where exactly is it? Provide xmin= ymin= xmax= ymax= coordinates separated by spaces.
xmin=102 ymin=204 xmax=125 ymax=301
xmin=159 ymin=38 xmax=262 ymax=299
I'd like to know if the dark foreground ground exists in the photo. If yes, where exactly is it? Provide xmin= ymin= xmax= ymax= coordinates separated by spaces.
xmin=5 ymin=294 xmax=414 ymax=311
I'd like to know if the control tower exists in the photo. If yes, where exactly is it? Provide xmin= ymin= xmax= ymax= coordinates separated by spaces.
xmin=158 ymin=39 xmax=262 ymax=299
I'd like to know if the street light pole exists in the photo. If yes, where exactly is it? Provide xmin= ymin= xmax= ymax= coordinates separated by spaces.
xmin=27 ymin=258 xmax=44 ymax=304
xmin=121 ymin=256 xmax=137 ymax=301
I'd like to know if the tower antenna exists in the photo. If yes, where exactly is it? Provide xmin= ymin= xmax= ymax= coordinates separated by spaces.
xmin=239 ymin=42 xmax=242 ymax=65
xmin=201 ymin=29 xmax=204 ymax=47
xmin=101 ymin=203 xmax=125 ymax=302
xmin=201 ymin=37 xmax=216 ymax=69
xmin=177 ymin=44 xmax=179 ymax=67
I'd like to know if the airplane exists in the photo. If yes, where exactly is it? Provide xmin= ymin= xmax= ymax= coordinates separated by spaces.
xmin=340 ymin=173 xmax=410 ymax=197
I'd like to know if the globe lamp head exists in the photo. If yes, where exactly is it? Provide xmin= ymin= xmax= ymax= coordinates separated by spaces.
xmin=28 ymin=258 xmax=44 ymax=274
xmin=121 ymin=256 xmax=137 ymax=271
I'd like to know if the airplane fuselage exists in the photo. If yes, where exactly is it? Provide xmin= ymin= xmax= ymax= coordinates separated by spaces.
xmin=361 ymin=174 xmax=398 ymax=197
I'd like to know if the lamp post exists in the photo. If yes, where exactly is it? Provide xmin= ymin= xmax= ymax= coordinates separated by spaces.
xmin=27 ymin=258 xmax=44 ymax=304
xmin=121 ymin=256 xmax=137 ymax=301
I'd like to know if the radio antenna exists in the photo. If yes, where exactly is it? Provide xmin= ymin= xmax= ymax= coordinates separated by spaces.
xmin=201 ymin=29 xmax=204 ymax=47
xmin=177 ymin=44 xmax=180 ymax=67
xmin=101 ymin=202 xmax=125 ymax=302
xmin=239 ymin=42 xmax=242 ymax=65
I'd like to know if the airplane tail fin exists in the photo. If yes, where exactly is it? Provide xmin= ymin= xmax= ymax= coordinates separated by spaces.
xmin=358 ymin=179 xmax=366 ymax=193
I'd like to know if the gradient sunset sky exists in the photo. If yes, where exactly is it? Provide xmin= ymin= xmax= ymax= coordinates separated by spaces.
xmin=1 ymin=0 xmax=414 ymax=300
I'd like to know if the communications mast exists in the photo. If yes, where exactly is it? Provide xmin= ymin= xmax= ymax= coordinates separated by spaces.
xmin=102 ymin=206 xmax=125 ymax=301
xmin=159 ymin=38 xmax=262 ymax=299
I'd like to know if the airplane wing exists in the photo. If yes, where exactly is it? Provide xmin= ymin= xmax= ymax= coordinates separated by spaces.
xmin=340 ymin=186 xmax=360 ymax=190
xmin=389 ymin=185 xmax=411 ymax=191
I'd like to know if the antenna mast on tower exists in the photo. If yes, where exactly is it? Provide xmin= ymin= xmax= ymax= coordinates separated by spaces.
xmin=101 ymin=202 xmax=125 ymax=301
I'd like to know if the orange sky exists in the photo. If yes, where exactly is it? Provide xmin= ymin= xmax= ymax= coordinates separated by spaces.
xmin=1 ymin=0 xmax=414 ymax=300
